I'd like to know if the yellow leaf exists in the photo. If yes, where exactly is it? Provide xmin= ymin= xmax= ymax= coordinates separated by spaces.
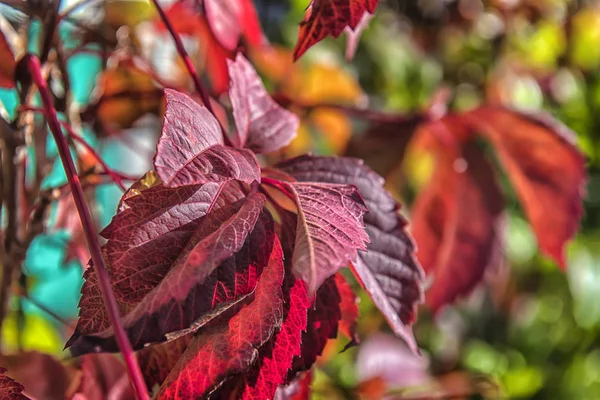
xmin=1 ymin=313 xmax=63 ymax=354
xmin=311 ymin=109 xmax=352 ymax=153
xmin=288 ymin=63 xmax=365 ymax=105
xmin=104 ymin=0 xmax=155 ymax=29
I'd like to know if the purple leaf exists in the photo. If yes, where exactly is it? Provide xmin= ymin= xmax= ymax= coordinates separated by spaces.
xmin=283 ymin=181 xmax=369 ymax=294
xmin=277 ymin=155 xmax=424 ymax=353
xmin=154 ymin=89 xmax=260 ymax=187
xmin=356 ymin=333 xmax=429 ymax=389
xmin=228 ymin=54 xmax=299 ymax=153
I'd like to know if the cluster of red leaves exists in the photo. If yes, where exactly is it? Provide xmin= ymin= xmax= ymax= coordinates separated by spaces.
xmin=62 ymin=54 xmax=423 ymax=398
xmin=347 ymin=102 xmax=586 ymax=312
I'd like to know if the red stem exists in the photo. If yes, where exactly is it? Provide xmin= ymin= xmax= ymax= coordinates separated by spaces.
xmin=150 ymin=0 xmax=234 ymax=147
xmin=19 ymin=105 xmax=128 ymax=192
xmin=59 ymin=121 xmax=127 ymax=191
xmin=24 ymin=54 xmax=150 ymax=400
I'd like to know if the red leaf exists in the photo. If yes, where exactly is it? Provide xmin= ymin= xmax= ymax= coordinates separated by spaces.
xmin=462 ymin=107 xmax=586 ymax=268
xmin=0 ymin=367 xmax=29 ymax=400
xmin=411 ymin=141 xmax=505 ymax=312
xmin=137 ymin=335 xmax=192 ymax=390
xmin=334 ymin=273 xmax=359 ymax=342
xmin=228 ymin=54 xmax=299 ymax=153
xmin=204 ymin=0 xmax=264 ymax=51
xmin=222 ymin=275 xmax=311 ymax=399
xmin=284 ymin=181 xmax=369 ymax=294
xmin=157 ymin=236 xmax=285 ymax=399
xmin=0 ymin=352 xmax=67 ymax=400
xmin=69 ymin=193 xmax=267 ymax=354
xmin=277 ymin=155 xmax=424 ymax=352
xmin=155 ymin=89 xmax=260 ymax=187
xmin=67 ymin=180 xmax=238 ymax=343
xmin=290 ymin=275 xmax=345 ymax=375
xmin=294 ymin=0 xmax=379 ymax=60
xmin=0 ymin=31 xmax=15 ymax=88
xmin=71 ymin=354 xmax=134 ymax=400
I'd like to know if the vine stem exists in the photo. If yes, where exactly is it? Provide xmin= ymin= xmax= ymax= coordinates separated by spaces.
xmin=150 ymin=0 xmax=233 ymax=146
xmin=23 ymin=54 xmax=150 ymax=400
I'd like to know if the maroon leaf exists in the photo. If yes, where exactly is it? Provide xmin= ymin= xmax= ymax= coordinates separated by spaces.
xmin=283 ymin=181 xmax=369 ymax=294
xmin=154 ymin=89 xmax=260 ymax=187
xmin=290 ymin=275 xmax=345 ymax=375
xmin=157 ymin=235 xmax=285 ymax=399
xmin=0 ymin=367 xmax=29 ymax=400
xmin=294 ymin=0 xmax=379 ymax=60
xmin=0 ymin=352 xmax=67 ymax=400
xmin=411 ymin=141 xmax=505 ymax=312
xmin=462 ymin=106 xmax=586 ymax=268
xmin=0 ymin=31 xmax=15 ymax=88
xmin=137 ymin=335 xmax=192 ymax=390
xmin=69 ymin=193 xmax=267 ymax=354
xmin=228 ymin=54 xmax=299 ymax=153
xmin=277 ymin=155 xmax=424 ymax=352
xmin=67 ymin=180 xmax=238 ymax=344
xmin=70 ymin=354 xmax=134 ymax=400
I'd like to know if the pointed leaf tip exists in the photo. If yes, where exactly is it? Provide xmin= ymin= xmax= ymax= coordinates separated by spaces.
xmin=228 ymin=54 xmax=299 ymax=153
xmin=155 ymin=89 xmax=260 ymax=187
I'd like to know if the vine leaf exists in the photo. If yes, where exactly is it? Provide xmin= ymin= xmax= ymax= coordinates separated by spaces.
xmin=71 ymin=354 xmax=134 ymax=400
xmin=228 ymin=54 xmax=299 ymax=153
xmin=294 ymin=0 xmax=379 ymax=60
xmin=290 ymin=275 xmax=349 ymax=375
xmin=411 ymin=141 xmax=505 ymax=312
xmin=221 ymin=276 xmax=311 ymax=399
xmin=154 ymin=89 xmax=260 ymax=187
xmin=0 ymin=367 xmax=29 ymax=400
xmin=66 ymin=180 xmax=239 ymax=346
xmin=68 ymin=193 xmax=267 ymax=354
xmin=285 ymin=181 xmax=369 ymax=294
xmin=277 ymin=155 xmax=424 ymax=353
xmin=157 ymin=237 xmax=285 ymax=399
xmin=346 ymin=105 xmax=586 ymax=313
xmin=461 ymin=107 xmax=586 ymax=268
